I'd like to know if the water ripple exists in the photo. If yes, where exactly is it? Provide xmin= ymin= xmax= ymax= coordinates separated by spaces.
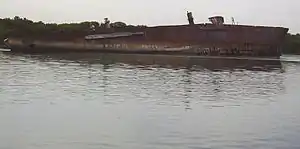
xmin=1 ymin=52 xmax=300 ymax=149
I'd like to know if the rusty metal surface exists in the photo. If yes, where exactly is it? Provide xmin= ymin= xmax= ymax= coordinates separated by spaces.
xmin=7 ymin=23 xmax=289 ymax=57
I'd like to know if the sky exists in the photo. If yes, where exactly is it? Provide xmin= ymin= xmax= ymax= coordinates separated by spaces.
xmin=1 ymin=0 xmax=299 ymax=33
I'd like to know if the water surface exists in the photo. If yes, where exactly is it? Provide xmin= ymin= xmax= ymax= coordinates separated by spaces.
xmin=0 ymin=52 xmax=300 ymax=149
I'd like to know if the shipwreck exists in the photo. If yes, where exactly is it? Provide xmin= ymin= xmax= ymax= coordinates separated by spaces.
xmin=4 ymin=12 xmax=289 ymax=58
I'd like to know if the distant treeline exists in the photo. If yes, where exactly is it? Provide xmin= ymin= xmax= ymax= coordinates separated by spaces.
xmin=0 ymin=16 xmax=145 ymax=41
xmin=283 ymin=33 xmax=300 ymax=54
xmin=0 ymin=16 xmax=300 ymax=54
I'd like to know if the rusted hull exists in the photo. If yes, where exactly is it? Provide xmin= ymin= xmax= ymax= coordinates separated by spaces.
xmin=5 ymin=23 xmax=289 ymax=58
xmin=5 ymin=43 xmax=281 ymax=58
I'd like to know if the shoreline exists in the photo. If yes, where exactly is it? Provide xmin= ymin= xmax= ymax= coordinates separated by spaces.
xmin=282 ymin=52 xmax=300 ymax=55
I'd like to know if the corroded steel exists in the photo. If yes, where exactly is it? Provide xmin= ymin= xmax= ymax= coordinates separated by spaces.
xmin=5 ymin=21 xmax=289 ymax=58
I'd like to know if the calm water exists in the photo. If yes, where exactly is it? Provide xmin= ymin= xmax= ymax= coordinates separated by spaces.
xmin=0 ymin=52 xmax=300 ymax=149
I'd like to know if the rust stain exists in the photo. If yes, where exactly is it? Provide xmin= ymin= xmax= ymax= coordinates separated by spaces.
xmin=7 ymin=21 xmax=289 ymax=57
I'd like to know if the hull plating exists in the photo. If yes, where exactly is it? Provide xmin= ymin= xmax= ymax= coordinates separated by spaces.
xmin=5 ymin=23 xmax=289 ymax=58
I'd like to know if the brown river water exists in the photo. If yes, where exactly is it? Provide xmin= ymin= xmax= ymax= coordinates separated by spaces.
xmin=0 ymin=51 xmax=300 ymax=149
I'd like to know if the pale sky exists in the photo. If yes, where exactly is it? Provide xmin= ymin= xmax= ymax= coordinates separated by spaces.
xmin=1 ymin=0 xmax=299 ymax=33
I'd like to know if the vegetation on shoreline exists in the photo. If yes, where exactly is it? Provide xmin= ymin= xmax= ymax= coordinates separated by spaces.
xmin=283 ymin=33 xmax=300 ymax=54
xmin=0 ymin=16 xmax=300 ymax=54
xmin=0 ymin=16 xmax=145 ymax=40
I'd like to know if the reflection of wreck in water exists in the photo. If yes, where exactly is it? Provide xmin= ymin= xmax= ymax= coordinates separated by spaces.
xmin=14 ymin=53 xmax=283 ymax=72
xmin=2 ymin=52 xmax=285 ymax=108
